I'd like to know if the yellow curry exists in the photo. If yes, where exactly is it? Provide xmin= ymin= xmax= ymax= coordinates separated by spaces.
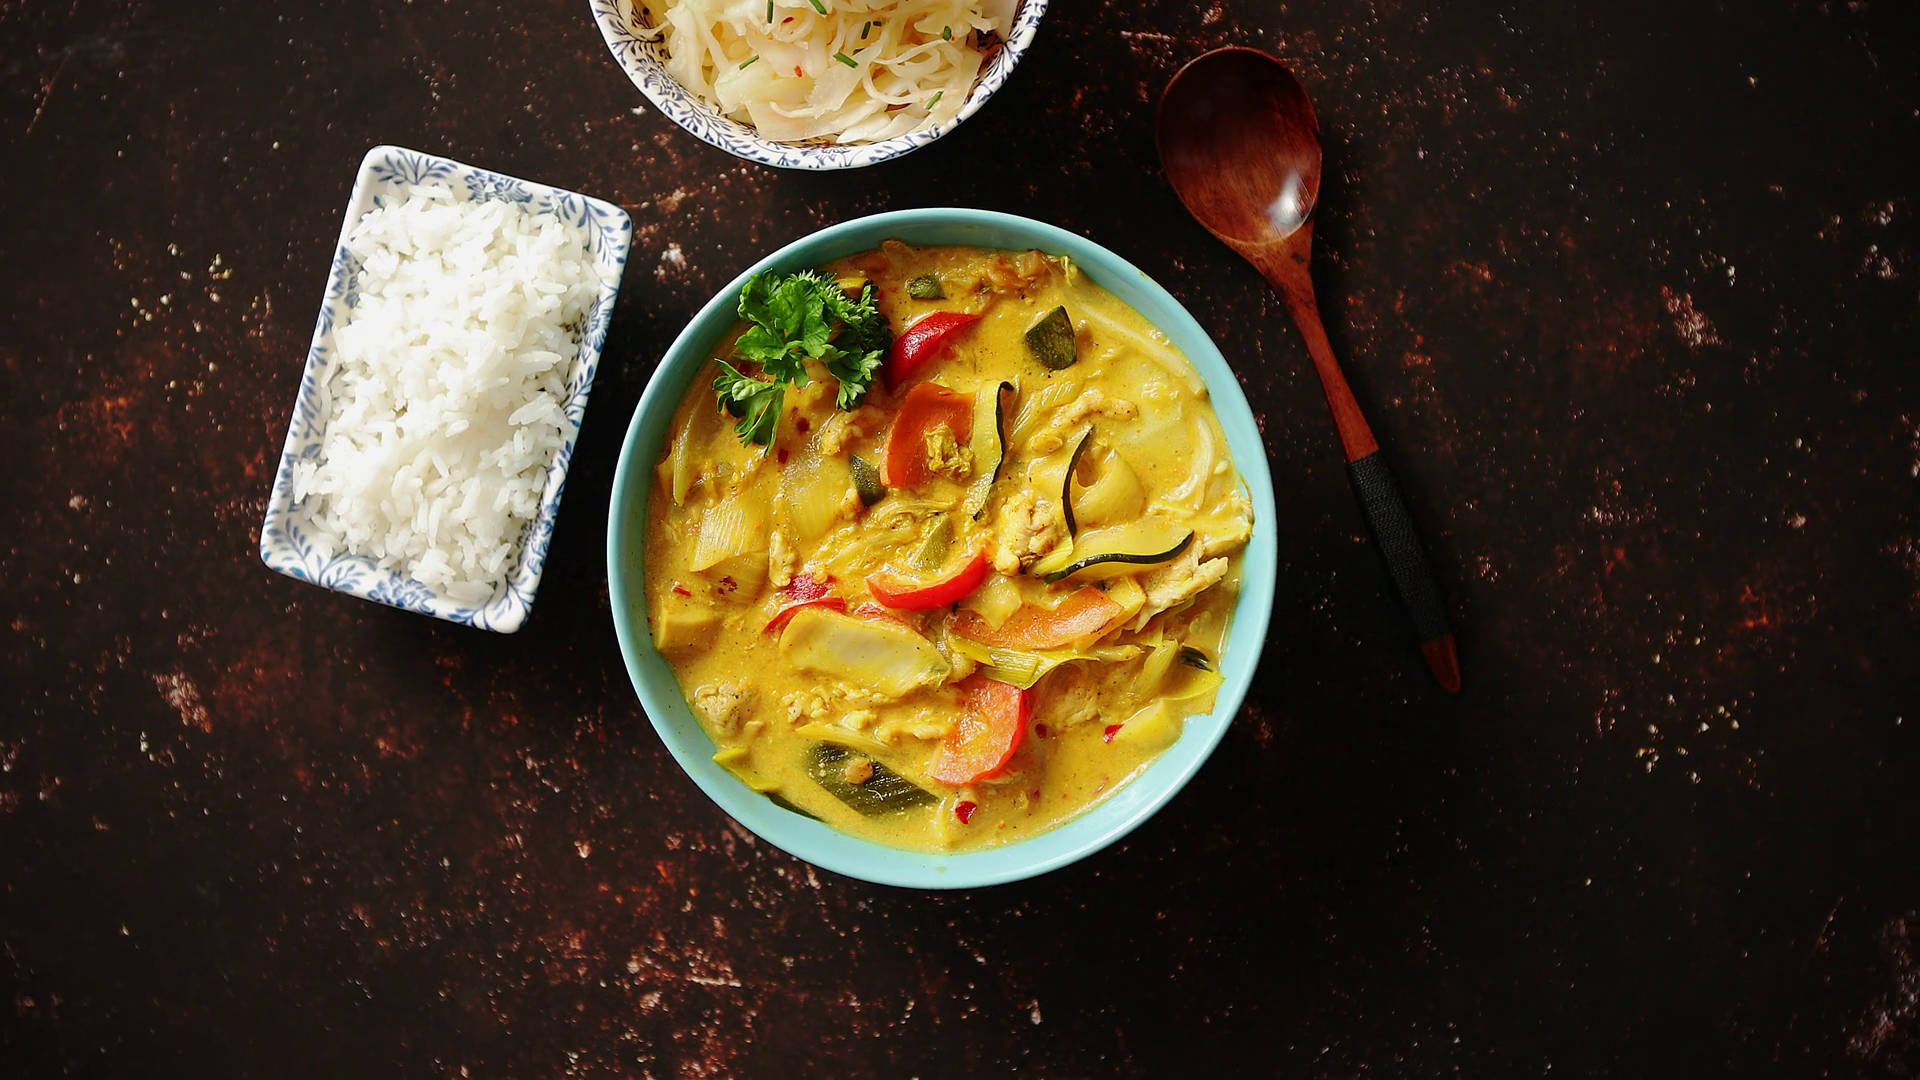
xmin=644 ymin=242 xmax=1253 ymax=852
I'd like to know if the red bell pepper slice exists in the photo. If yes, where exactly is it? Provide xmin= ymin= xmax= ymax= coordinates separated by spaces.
xmin=763 ymin=595 xmax=846 ymax=634
xmin=948 ymin=587 xmax=1125 ymax=649
xmin=867 ymin=549 xmax=990 ymax=610
xmin=881 ymin=382 xmax=975 ymax=489
xmin=850 ymin=601 xmax=913 ymax=628
xmin=783 ymin=572 xmax=832 ymax=602
xmin=885 ymin=311 xmax=982 ymax=389
xmin=929 ymin=675 xmax=1031 ymax=785
xmin=762 ymin=573 xmax=843 ymax=633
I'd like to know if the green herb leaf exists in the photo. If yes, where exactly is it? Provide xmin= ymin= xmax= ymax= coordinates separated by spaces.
xmin=712 ymin=271 xmax=895 ymax=445
xmin=766 ymin=0 xmax=774 ymax=20
xmin=807 ymin=0 xmax=826 ymax=13
xmin=833 ymin=51 xmax=857 ymax=67
xmin=712 ymin=360 xmax=785 ymax=446
xmin=825 ymin=347 xmax=884 ymax=410
xmin=942 ymin=25 xmax=952 ymax=40
xmin=926 ymin=90 xmax=943 ymax=109
xmin=739 ymin=55 xmax=759 ymax=69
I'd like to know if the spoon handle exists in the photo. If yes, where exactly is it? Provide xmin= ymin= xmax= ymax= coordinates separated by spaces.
xmin=1274 ymin=268 xmax=1461 ymax=692
xmin=1347 ymin=453 xmax=1461 ymax=693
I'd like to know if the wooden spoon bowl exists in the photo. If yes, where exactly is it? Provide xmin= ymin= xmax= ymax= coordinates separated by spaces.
xmin=1158 ymin=47 xmax=1461 ymax=693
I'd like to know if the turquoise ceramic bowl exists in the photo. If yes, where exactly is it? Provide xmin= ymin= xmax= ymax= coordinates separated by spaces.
xmin=607 ymin=209 xmax=1277 ymax=888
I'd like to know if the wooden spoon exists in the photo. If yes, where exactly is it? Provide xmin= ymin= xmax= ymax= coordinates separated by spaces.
xmin=1157 ymin=46 xmax=1461 ymax=693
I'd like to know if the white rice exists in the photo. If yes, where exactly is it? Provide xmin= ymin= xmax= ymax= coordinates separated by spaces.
xmin=290 ymin=181 xmax=609 ymax=606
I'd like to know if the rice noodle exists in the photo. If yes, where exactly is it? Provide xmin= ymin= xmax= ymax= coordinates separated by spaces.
xmin=636 ymin=0 xmax=1016 ymax=144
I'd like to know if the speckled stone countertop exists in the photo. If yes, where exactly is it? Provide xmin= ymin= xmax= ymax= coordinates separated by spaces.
xmin=3 ymin=1 xmax=1917 ymax=1075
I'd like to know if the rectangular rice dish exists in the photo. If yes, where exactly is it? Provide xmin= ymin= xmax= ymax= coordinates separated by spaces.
xmin=260 ymin=146 xmax=632 ymax=632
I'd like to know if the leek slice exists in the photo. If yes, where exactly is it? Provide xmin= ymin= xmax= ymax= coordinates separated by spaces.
xmin=945 ymin=635 xmax=1141 ymax=691
xmin=690 ymin=499 xmax=767 ymax=571
xmin=778 ymin=607 xmax=949 ymax=697
xmin=782 ymin=444 xmax=842 ymax=542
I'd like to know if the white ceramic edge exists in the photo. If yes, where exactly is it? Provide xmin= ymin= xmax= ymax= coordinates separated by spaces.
xmin=588 ymin=0 xmax=1049 ymax=171
xmin=259 ymin=145 xmax=634 ymax=633
xmin=607 ymin=209 xmax=1278 ymax=888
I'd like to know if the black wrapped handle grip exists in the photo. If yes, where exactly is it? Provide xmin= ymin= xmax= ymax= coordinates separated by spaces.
xmin=1347 ymin=451 xmax=1451 ymax=643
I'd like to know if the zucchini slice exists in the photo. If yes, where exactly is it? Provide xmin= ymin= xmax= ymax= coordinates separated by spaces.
xmin=850 ymin=454 xmax=886 ymax=506
xmin=806 ymin=742 xmax=935 ymax=816
xmin=765 ymin=791 xmax=821 ymax=820
xmin=961 ymin=381 xmax=1015 ymax=520
xmin=1025 ymin=306 xmax=1077 ymax=370
xmin=1038 ymin=520 xmax=1196 ymax=584
xmin=1061 ymin=427 xmax=1094 ymax=538
xmin=909 ymin=513 xmax=954 ymax=572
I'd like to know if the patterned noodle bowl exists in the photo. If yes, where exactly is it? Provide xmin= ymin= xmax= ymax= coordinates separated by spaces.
xmin=589 ymin=0 xmax=1049 ymax=170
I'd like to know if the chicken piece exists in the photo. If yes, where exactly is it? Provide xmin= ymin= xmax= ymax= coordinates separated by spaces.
xmin=923 ymin=423 xmax=974 ymax=482
xmin=836 ymin=483 xmax=865 ymax=521
xmin=1032 ymin=664 xmax=1099 ymax=730
xmin=1134 ymin=544 xmax=1231 ymax=628
xmin=991 ymin=490 xmax=1064 ymax=574
xmin=1025 ymin=431 xmax=1065 ymax=456
xmin=846 ymin=249 xmax=892 ymax=277
xmin=874 ymin=716 xmax=957 ymax=744
xmin=781 ymin=687 xmax=834 ymax=725
xmin=984 ymin=253 xmax=1040 ymax=295
xmin=1030 ymin=389 xmax=1140 ymax=453
xmin=1053 ymin=387 xmax=1139 ymax=428
xmin=691 ymin=683 xmax=754 ymax=737
xmin=1199 ymin=489 xmax=1254 ymax=558
xmin=945 ymin=652 xmax=980 ymax=683
xmin=767 ymin=528 xmax=798 ymax=589
xmin=821 ymin=405 xmax=884 ymax=457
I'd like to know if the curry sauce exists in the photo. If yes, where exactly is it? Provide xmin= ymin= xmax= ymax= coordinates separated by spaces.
xmin=643 ymin=242 xmax=1252 ymax=852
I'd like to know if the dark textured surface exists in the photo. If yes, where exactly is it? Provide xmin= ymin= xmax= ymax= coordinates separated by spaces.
xmin=4 ymin=0 xmax=1918 ymax=1075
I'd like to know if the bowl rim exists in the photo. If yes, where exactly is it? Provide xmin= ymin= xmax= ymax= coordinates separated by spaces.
xmin=607 ymin=208 xmax=1277 ymax=887
xmin=587 ymin=0 xmax=1050 ymax=171
xmin=259 ymin=144 xmax=632 ymax=633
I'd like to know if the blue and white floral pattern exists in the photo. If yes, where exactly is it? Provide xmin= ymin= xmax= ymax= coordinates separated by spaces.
xmin=587 ymin=0 xmax=1049 ymax=171
xmin=464 ymin=169 xmax=534 ymax=204
xmin=259 ymin=145 xmax=633 ymax=633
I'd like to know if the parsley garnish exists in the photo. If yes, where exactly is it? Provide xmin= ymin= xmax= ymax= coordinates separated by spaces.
xmin=713 ymin=360 xmax=785 ymax=445
xmin=711 ymin=270 xmax=893 ymax=446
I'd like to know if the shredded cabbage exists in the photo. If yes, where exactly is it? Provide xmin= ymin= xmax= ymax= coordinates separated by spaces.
xmin=636 ymin=0 xmax=1016 ymax=143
